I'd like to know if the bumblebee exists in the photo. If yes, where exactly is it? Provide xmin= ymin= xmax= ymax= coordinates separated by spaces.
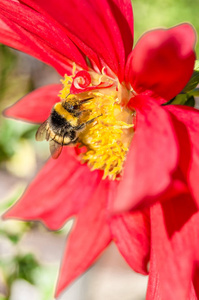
xmin=36 ymin=96 xmax=98 ymax=159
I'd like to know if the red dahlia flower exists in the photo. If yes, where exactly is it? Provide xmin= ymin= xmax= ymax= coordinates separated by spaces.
xmin=1 ymin=0 xmax=199 ymax=299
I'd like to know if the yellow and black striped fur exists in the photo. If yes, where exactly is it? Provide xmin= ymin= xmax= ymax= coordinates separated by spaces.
xmin=36 ymin=97 xmax=97 ymax=158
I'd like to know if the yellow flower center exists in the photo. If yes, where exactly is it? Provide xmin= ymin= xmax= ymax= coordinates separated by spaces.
xmin=59 ymin=70 xmax=135 ymax=180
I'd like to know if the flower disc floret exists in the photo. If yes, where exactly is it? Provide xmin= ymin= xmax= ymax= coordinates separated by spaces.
xmin=59 ymin=70 xmax=135 ymax=180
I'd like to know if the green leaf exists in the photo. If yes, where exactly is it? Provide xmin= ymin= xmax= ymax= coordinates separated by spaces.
xmin=13 ymin=253 xmax=40 ymax=284
xmin=170 ymin=93 xmax=188 ymax=105
xmin=161 ymin=94 xmax=188 ymax=106
xmin=183 ymin=70 xmax=199 ymax=93
xmin=161 ymin=94 xmax=195 ymax=108
xmin=188 ymin=88 xmax=199 ymax=97
xmin=161 ymin=98 xmax=175 ymax=106
xmin=182 ymin=60 xmax=199 ymax=93
xmin=184 ymin=96 xmax=195 ymax=107
xmin=7 ymin=234 xmax=21 ymax=244
xmin=194 ymin=60 xmax=199 ymax=71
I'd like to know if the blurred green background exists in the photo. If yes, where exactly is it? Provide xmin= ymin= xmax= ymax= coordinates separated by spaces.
xmin=0 ymin=1 xmax=199 ymax=299
xmin=133 ymin=0 xmax=199 ymax=52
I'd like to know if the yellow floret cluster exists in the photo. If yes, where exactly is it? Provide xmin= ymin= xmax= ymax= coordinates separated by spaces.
xmin=59 ymin=74 xmax=134 ymax=180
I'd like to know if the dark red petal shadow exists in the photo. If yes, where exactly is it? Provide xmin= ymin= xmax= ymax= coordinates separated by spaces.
xmin=55 ymin=179 xmax=111 ymax=297
xmin=19 ymin=0 xmax=134 ymax=81
xmin=165 ymin=105 xmax=199 ymax=207
xmin=4 ymin=84 xmax=62 ymax=123
xmin=147 ymin=195 xmax=199 ymax=300
xmin=3 ymin=147 xmax=102 ymax=230
xmin=113 ymin=95 xmax=178 ymax=212
xmin=111 ymin=209 xmax=150 ymax=275
xmin=193 ymin=262 xmax=199 ymax=298
xmin=126 ymin=24 xmax=196 ymax=101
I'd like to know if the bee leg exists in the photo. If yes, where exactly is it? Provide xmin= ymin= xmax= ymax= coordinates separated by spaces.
xmin=73 ymin=111 xmax=82 ymax=117
xmin=74 ymin=123 xmax=86 ymax=130
xmin=85 ymin=114 xmax=102 ymax=125
xmin=74 ymin=115 xmax=102 ymax=131
xmin=71 ymin=137 xmax=79 ymax=144
xmin=69 ymin=130 xmax=77 ymax=141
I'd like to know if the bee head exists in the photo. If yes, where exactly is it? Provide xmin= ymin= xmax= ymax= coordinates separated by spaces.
xmin=62 ymin=100 xmax=80 ymax=112
xmin=62 ymin=97 xmax=93 ymax=113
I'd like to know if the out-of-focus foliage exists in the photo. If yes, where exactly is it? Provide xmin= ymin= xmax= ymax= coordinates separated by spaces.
xmin=2 ymin=253 xmax=40 ymax=292
xmin=133 ymin=0 xmax=199 ymax=53
xmin=0 ymin=45 xmax=17 ymax=100
xmin=0 ymin=39 xmax=56 ymax=300
xmin=0 ymin=119 xmax=38 ymax=163
xmin=0 ymin=44 xmax=41 ymax=169
xmin=0 ymin=190 xmax=62 ymax=300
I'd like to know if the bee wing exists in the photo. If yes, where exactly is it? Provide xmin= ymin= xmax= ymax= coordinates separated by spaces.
xmin=49 ymin=139 xmax=63 ymax=159
xmin=35 ymin=120 xmax=49 ymax=141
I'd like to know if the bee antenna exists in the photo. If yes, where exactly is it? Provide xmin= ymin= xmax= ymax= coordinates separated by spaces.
xmin=80 ymin=97 xmax=94 ymax=104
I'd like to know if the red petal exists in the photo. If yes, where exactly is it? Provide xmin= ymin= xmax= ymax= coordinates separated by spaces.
xmin=146 ymin=247 xmax=161 ymax=300
xmin=165 ymin=105 xmax=199 ymax=207
xmin=0 ymin=16 xmax=73 ymax=75
xmin=111 ymin=209 xmax=150 ymax=275
xmin=4 ymin=84 xmax=62 ymax=123
xmin=3 ymin=147 xmax=102 ymax=230
xmin=55 ymin=179 xmax=111 ymax=297
xmin=147 ymin=266 xmax=198 ymax=300
xmin=147 ymin=262 xmax=198 ymax=300
xmin=19 ymin=0 xmax=134 ymax=81
xmin=113 ymin=95 xmax=178 ymax=211
xmin=70 ymin=70 xmax=113 ymax=94
xmin=189 ymin=286 xmax=198 ymax=300
xmin=126 ymin=24 xmax=196 ymax=100
xmin=147 ymin=195 xmax=199 ymax=300
xmin=193 ymin=263 xmax=199 ymax=299
xmin=0 ymin=1 xmax=88 ymax=74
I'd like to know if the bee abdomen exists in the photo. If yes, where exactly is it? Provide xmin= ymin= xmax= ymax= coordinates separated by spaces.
xmin=50 ymin=109 xmax=71 ymax=129
xmin=53 ymin=103 xmax=78 ymax=127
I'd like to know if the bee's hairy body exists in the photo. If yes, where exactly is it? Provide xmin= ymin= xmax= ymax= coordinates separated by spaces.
xmin=36 ymin=96 xmax=98 ymax=158
xmin=47 ymin=104 xmax=79 ymax=145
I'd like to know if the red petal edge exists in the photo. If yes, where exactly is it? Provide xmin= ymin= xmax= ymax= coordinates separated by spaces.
xmin=20 ymin=0 xmax=134 ymax=81
xmin=126 ymin=24 xmax=196 ymax=101
xmin=111 ymin=209 xmax=150 ymax=275
xmin=3 ymin=147 xmax=102 ymax=230
xmin=165 ymin=105 xmax=199 ymax=207
xmin=147 ymin=195 xmax=199 ymax=300
xmin=113 ymin=94 xmax=178 ymax=212
xmin=4 ymin=84 xmax=62 ymax=123
xmin=55 ymin=179 xmax=111 ymax=297
xmin=0 ymin=0 xmax=88 ymax=73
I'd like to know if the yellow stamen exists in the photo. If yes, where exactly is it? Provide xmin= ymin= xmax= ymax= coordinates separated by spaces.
xmin=59 ymin=75 xmax=73 ymax=100
xmin=59 ymin=69 xmax=135 ymax=180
